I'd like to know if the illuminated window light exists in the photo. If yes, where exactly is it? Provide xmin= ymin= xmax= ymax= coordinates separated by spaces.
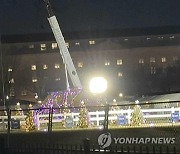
xmin=117 ymin=59 xmax=123 ymax=65
xmin=43 ymin=64 xmax=48 ymax=70
xmin=55 ymin=78 xmax=61 ymax=81
xmin=31 ymin=65 xmax=36 ymax=70
xmin=78 ymin=62 xmax=83 ymax=68
xmin=9 ymin=78 xmax=14 ymax=84
xmin=54 ymin=64 xmax=60 ymax=69
xmin=139 ymin=59 xmax=144 ymax=64
xmin=29 ymin=44 xmax=34 ymax=49
xmin=169 ymin=36 xmax=175 ymax=39
xmin=75 ymin=42 xmax=80 ymax=45
xmin=150 ymin=67 xmax=156 ymax=74
xmin=8 ymin=68 xmax=13 ymax=72
xmin=52 ymin=43 xmax=58 ymax=49
xmin=40 ymin=44 xmax=46 ymax=51
xmin=32 ymin=79 xmax=37 ymax=83
xmin=118 ymin=72 xmax=123 ymax=77
xmin=162 ymin=57 xmax=167 ymax=63
xmin=158 ymin=36 xmax=163 ymax=40
xmin=150 ymin=57 xmax=156 ymax=63
xmin=105 ymin=61 xmax=110 ymax=66
xmin=89 ymin=40 xmax=95 ymax=45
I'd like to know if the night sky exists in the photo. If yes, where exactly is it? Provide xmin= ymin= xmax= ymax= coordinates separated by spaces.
xmin=0 ymin=0 xmax=180 ymax=35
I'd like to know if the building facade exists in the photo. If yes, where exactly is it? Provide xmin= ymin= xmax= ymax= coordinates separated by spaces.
xmin=1 ymin=33 xmax=180 ymax=104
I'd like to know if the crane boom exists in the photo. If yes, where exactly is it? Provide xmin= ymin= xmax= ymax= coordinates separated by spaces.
xmin=43 ymin=0 xmax=82 ymax=89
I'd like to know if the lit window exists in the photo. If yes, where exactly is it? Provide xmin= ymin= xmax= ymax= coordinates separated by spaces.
xmin=29 ymin=44 xmax=34 ymax=49
xmin=40 ymin=44 xmax=46 ymax=51
xmin=75 ymin=42 xmax=80 ymax=46
xmin=89 ymin=40 xmax=95 ymax=45
xmin=9 ymin=78 xmax=14 ymax=84
xmin=105 ymin=61 xmax=110 ymax=66
xmin=54 ymin=64 xmax=60 ymax=69
xmin=8 ymin=68 xmax=13 ymax=72
xmin=173 ymin=56 xmax=178 ymax=62
xmin=118 ymin=72 xmax=123 ymax=77
xmin=78 ymin=62 xmax=83 ymax=68
xmin=52 ymin=43 xmax=58 ymax=49
xmin=162 ymin=57 xmax=167 ymax=63
xmin=43 ymin=64 xmax=48 ymax=70
xmin=150 ymin=57 xmax=155 ymax=63
xmin=139 ymin=59 xmax=144 ymax=64
xmin=32 ymin=79 xmax=37 ymax=83
xmin=117 ymin=59 xmax=123 ymax=65
xmin=66 ymin=42 xmax=69 ymax=48
xmin=55 ymin=78 xmax=61 ymax=81
xmin=158 ymin=36 xmax=163 ymax=40
xmin=31 ymin=65 xmax=36 ymax=70
xmin=150 ymin=67 xmax=156 ymax=74
xmin=169 ymin=36 xmax=175 ymax=39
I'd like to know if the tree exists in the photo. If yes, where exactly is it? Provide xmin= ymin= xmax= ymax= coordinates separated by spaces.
xmin=25 ymin=104 xmax=35 ymax=132
xmin=130 ymin=104 xmax=144 ymax=126
xmin=77 ymin=101 xmax=89 ymax=128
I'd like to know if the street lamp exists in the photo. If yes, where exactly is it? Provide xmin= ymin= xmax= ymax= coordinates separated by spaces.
xmin=89 ymin=77 xmax=107 ymax=94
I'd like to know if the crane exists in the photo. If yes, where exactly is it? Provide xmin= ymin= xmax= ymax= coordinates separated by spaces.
xmin=43 ymin=0 xmax=109 ymax=130
xmin=43 ymin=0 xmax=82 ymax=90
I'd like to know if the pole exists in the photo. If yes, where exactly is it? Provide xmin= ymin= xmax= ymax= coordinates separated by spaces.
xmin=48 ymin=107 xmax=53 ymax=132
xmin=83 ymin=138 xmax=90 ymax=154
xmin=7 ymin=108 xmax=11 ymax=147
xmin=104 ymin=104 xmax=109 ymax=130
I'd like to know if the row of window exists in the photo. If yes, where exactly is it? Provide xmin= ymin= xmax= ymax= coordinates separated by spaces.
xmin=7 ymin=64 xmax=172 ymax=86
xmin=7 ymin=56 xmax=178 ymax=72
xmin=29 ymin=40 xmax=96 ymax=51
xmin=29 ymin=35 xmax=176 ymax=51
xmin=105 ymin=56 xmax=178 ymax=66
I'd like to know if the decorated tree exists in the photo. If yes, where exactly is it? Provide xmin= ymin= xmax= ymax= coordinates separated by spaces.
xmin=77 ymin=101 xmax=89 ymax=128
xmin=130 ymin=103 xmax=145 ymax=126
xmin=14 ymin=102 xmax=24 ymax=116
xmin=25 ymin=104 xmax=35 ymax=132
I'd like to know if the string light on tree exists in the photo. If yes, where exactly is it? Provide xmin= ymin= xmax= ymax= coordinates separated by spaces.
xmin=77 ymin=101 xmax=89 ymax=128
xmin=130 ymin=100 xmax=145 ymax=126
xmin=25 ymin=104 xmax=35 ymax=132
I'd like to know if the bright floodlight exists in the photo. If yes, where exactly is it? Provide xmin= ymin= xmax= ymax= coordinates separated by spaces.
xmin=89 ymin=77 xmax=107 ymax=94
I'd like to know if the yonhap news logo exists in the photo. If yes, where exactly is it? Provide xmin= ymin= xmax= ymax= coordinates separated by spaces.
xmin=98 ymin=132 xmax=112 ymax=148
xmin=98 ymin=132 xmax=175 ymax=148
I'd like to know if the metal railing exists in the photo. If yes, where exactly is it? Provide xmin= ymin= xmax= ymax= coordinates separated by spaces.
xmin=0 ymin=101 xmax=180 ymax=132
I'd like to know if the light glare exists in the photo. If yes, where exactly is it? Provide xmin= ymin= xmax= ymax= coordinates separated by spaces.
xmin=89 ymin=77 xmax=107 ymax=94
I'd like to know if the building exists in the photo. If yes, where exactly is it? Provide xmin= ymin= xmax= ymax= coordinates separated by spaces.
xmin=1 ymin=30 xmax=180 ymax=104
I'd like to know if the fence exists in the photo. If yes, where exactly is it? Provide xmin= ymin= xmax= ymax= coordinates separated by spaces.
xmin=0 ymin=102 xmax=179 ymax=154
xmin=0 ymin=102 xmax=180 ymax=132
xmin=0 ymin=138 xmax=177 ymax=154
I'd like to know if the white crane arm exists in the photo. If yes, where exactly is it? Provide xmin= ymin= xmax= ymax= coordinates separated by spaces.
xmin=43 ymin=0 xmax=82 ymax=89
